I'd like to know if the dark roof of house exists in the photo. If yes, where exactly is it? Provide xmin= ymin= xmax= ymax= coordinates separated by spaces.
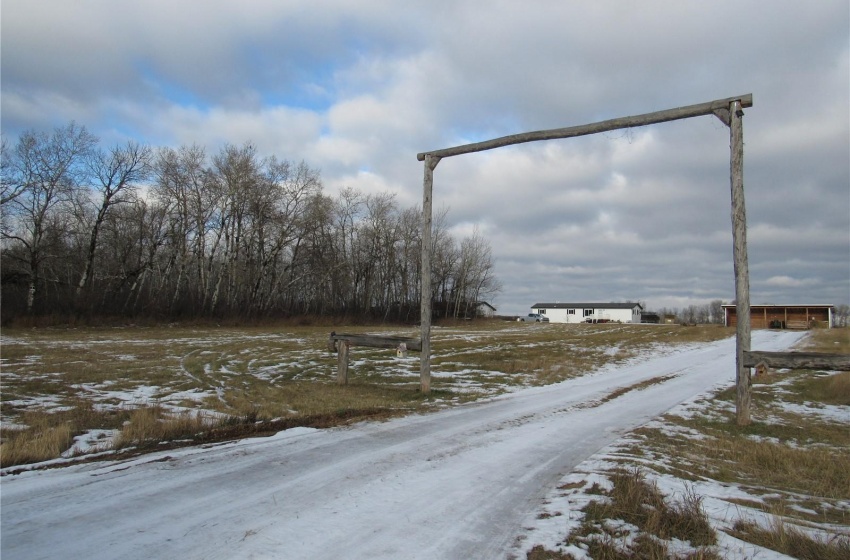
xmin=531 ymin=302 xmax=643 ymax=310
xmin=475 ymin=301 xmax=497 ymax=311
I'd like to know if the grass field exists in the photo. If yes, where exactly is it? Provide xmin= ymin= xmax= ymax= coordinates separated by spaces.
xmin=3 ymin=321 xmax=848 ymax=558
xmin=521 ymin=327 xmax=849 ymax=560
xmin=1 ymin=321 xmax=732 ymax=467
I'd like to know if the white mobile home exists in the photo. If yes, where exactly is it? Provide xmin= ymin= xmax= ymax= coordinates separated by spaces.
xmin=530 ymin=302 xmax=643 ymax=324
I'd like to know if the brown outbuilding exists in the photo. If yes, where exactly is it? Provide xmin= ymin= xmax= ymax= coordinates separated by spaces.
xmin=722 ymin=304 xmax=834 ymax=330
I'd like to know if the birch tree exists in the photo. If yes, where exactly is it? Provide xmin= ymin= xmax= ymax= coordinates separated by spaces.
xmin=76 ymin=141 xmax=152 ymax=303
xmin=3 ymin=122 xmax=96 ymax=313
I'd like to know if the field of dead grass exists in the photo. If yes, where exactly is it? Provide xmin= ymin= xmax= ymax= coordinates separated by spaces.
xmin=523 ymin=327 xmax=849 ymax=560
xmin=1 ymin=321 xmax=731 ymax=468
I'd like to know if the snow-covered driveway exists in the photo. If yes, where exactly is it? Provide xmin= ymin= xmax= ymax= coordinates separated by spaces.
xmin=1 ymin=330 xmax=804 ymax=560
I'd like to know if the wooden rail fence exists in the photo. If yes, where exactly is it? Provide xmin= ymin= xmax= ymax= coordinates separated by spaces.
xmin=743 ymin=351 xmax=850 ymax=371
xmin=328 ymin=332 xmax=422 ymax=385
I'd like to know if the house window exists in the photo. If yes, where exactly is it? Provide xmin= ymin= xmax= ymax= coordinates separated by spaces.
xmin=567 ymin=309 xmax=575 ymax=315
xmin=538 ymin=309 xmax=546 ymax=315
xmin=583 ymin=309 xmax=594 ymax=317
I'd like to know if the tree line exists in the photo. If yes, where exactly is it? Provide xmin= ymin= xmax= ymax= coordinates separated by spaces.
xmin=1 ymin=122 xmax=501 ymax=322
xmin=652 ymin=300 xmax=726 ymax=325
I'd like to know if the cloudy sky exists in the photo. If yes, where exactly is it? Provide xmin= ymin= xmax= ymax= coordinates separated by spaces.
xmin=2 ymin=1 xmax=848 ymax=314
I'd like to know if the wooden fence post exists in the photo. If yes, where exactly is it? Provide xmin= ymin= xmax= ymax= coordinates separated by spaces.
xmin=729 ymin=99 xmax=752 ymax=426
xmin=337 ymin=340 xmax=350 ymax=385
xmin=420 ymin=154 xmax=440 ymax=394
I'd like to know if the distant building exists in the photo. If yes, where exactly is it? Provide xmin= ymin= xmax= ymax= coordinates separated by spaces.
xmin=474 ymin=301 xmax=497 ymax=318
xmin=530 ymin=302 xmax=643 ymax=324
xmin=640 ymin=312 xmax=660 ymax=324
xmin=721 ymin=304 xmax=834 ymax=329
xmin=432 ymin=300 xmax=496 ymax=319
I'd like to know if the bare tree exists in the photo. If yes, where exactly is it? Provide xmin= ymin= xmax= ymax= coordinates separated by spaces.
xmin=76 ymin=141 xmax=152 ymax=304
xmin=429 ymin=207 xmax=456 ymax=315
xmin=92 ymin=197 xmax=169 ymax=314
xmin=1 ymin=137 xmax=29 ymax=207
xmin=835 ymin=304 xmax=849 ymax=328
xmin=709 ymin=299 xmax=725 ymax=324
xmin=1 ymin=123 xmax=505 ymax=323
xmin=332 ymin=187 xmax=365 ymax=312
xmin=2 ymin=122 xmax=97 ymax=313
xmin=153 ymin=144 xmax=208 ymax=313
xmin=450 ymin=227 xmax=501 ymax=318
xmin=394 ymin=205 xmax=422 ymax=320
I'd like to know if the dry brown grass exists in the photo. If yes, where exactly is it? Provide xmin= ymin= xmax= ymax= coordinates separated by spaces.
xmin=526 ymin=544 xmax=575 ymax=559
xmin=526 ymin=327 xmax=850 ymax=560
xmin=0 ymin=399 xmax=135 ymax=467
xmin=538 ymin=468 xmax=718 ymax=560
xmin=571 ymin=536 xmax=721 ymax=560
xmin=584 ymin=469 xmax=715 ymax=546
xmin=654 ymin=423 xmax=850 ymax=501
xmin=433 ymin=323 xmax=731 ymax=388
xmin=632 ymin=413 xmax=850 ymax=528
xmin=730 ymin=439 xmax=847 ymax=499
xmin=0 ymin=322 xmax=736 ymax=467
xmin=527 ymin=536 xmax=723 ymax=560
xmin=729 ymin=518 xmax=850 ymax=560
xmin=800 ymin=326 xmax=850 ymax=354
xmin=115 ymin=406 xmax=214 ymax=448
xmin=791 ymin=371 xmax=850 ymax=406
xmin=0 ymin=418 xmax=72 ymax=466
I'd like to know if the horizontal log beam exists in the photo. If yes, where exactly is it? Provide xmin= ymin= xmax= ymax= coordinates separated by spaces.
xmin=743 ymin=351 xmax=850 ymax=371
xmin=329 ymin=332 xmax=422 ymax=352
xmin=417 ymin=94 xmax=753 ymax=161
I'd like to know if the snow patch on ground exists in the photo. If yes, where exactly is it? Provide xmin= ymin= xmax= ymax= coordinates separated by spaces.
xmin=512 ymin=331 xmax=850 ymax=559
xmin=4 ymin=329 xmax=845 ymax=560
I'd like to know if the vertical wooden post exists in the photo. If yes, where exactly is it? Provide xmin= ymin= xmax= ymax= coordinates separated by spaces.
xmin=337 ymin=340 xmax=350 ymax=385
xmin=420 ymin=155 xmax=440 ymax=394
xmin=729 ymin=99 xmax=752 ymax=426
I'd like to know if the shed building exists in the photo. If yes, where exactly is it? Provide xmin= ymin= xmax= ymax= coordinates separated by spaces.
xmin=722 ymin=304 xmax=834 ymax=329
xmin=640 ymin=312 xmax=661 ymax=324
xmin=474 ymin=301 xmax=497 ymax=318
xmin=531 ymin=302 xmax=643 ymax=324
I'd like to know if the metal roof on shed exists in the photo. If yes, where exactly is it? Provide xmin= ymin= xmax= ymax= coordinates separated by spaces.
xmin=721 ymin=304 xmax=834 ymax=309
xmin=531 ymin=302 xmax=643 ymax=310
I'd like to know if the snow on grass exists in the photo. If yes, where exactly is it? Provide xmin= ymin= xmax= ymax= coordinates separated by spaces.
xmin=61 ymin=429 xmax=118 ymax=457
xmin=777 ymin=401 xmax=849 ymax=423
xmin=86 ymin=384 xmax=162 ymax=405
xmin=2 ymin=395 xmax=66 ymax=411
xmin=515 ymin=440 xmax=830 ymax=559
xmin=5 ymin=325 xmax=845 ymax=556
xmin=514 ymin=332 xmax=849 ymax=559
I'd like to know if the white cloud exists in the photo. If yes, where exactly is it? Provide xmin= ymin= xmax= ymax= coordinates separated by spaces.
xmin=763 ymin=276 xmax=819 ymax=288
xmin=2 ymin=0 xmax=847 ymax=315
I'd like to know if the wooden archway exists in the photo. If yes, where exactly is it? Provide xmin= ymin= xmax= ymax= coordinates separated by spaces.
xmin=416 ymin=94 xmax=755 ymax=424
